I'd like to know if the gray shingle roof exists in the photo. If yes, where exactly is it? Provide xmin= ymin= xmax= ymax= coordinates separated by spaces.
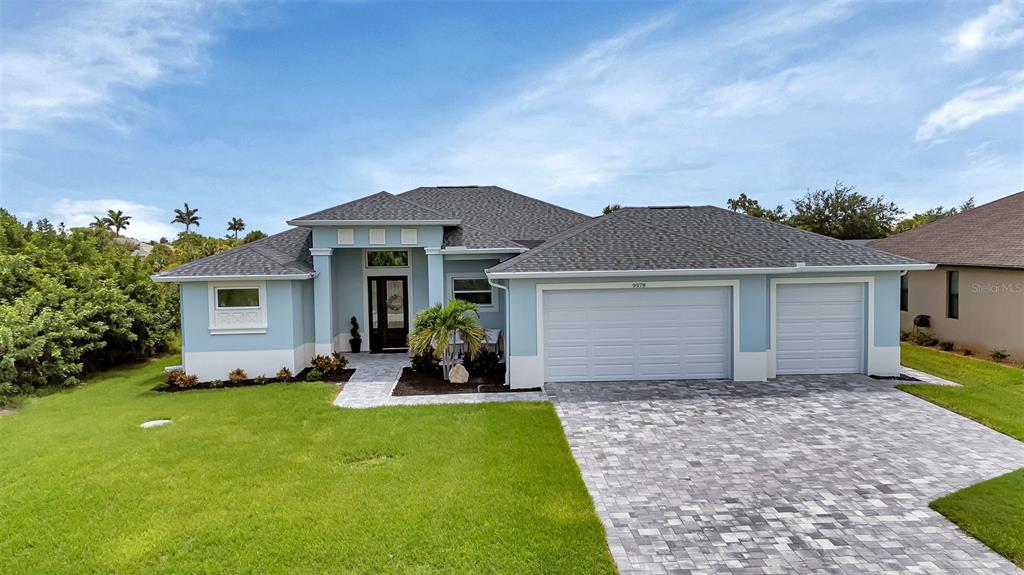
xmin=442 ymin=224 xmax=526 ymax=250
xmin=869 ymin=191 xmax=1024 ymax=269
xmin=488 ymin=206 xmax=921 ymax=274
xmin=153 ymin=227 xmax=314 ymax=279
xmin=398 ymin=186 xmax=590 ymax=245
xmin=288 ymin=191 xmax=457 ymax=224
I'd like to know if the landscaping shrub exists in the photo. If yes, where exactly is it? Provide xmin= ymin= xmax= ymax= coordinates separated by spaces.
xmin=911 ymin=330 xmax=939 ymax=347
xmin=210 ymin=379 xmax=224 ymax=388
xmin=175 ymin=373 xmax=199 ymax=388
xmin=305 ymin=368 xmax=325 ymax=382
xmin=310 ymin=353 xmax=348 ymax=377
xmin=990 ymin=348 xmax=1011 ymax=362
xmin=462 ymin=349 xmax=503 ymax=376
xmin=253 ymin=375 xmax=268 ymax=385
xmin=0 ymin=210 xmax=178 ymax=401
xmin=276 ymin=367 xmax=293 ymax=381
xmin=938 ymin=341 xmax=955 ymax=352
xmin=900 ymin=330 xmax=911 ymax=342
xmin=963 ymin=348 xmax=974 ymax=356
xmin=228 ymin=368 xmax=248 ymax=383
xmin=165 ymin=370 xmax=184 ymax=385
xmin=411 ymin=351 xmax=441 ymax=375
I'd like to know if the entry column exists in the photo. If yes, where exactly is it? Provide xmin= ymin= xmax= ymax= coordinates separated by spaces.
xmin=310 ymin=247 xmax=334 ymax=356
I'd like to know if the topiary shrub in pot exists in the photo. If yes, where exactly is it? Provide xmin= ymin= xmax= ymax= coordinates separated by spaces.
xmin=349 ymin=317 xmax=362 ymax=353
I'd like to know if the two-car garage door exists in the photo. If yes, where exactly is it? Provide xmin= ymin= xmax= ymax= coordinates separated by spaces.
xmin=542 ymin=286 xmax=732 ymax=382
xmin=541 ymin=282 xmax=868 ymax=383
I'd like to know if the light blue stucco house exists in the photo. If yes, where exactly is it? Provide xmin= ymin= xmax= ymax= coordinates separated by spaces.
xmin=154 ymin=186 xmax=932 ymax=387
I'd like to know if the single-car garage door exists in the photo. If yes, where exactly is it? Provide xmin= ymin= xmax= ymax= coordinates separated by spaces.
xmin=776 ymin=283 xmax=865 ymax=375
xmin=542 ymin=286 xmax=731 ymax=382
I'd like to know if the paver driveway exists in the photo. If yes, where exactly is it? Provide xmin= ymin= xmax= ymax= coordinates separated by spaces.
xmin=547 ymin=375 xmax=1024 ymax=574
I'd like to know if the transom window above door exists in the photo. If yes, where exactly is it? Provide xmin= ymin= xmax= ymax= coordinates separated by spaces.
xmin=366 ymin=250 xmax=409 ymax=268
xmin=450 ymin=275 xmax=495 ymax=309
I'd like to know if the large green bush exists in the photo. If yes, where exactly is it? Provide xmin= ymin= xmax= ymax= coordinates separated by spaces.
xmin=0 ymin=210 xmax=178 ymax=402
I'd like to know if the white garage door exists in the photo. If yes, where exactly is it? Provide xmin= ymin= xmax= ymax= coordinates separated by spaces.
xmin=776 ymin=283 xmax=865 ymax=375
xmin=542 ymin=286 xmax=731 ymax=382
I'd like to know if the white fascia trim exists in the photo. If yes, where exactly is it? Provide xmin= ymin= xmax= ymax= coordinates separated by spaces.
xmin=440 ymin=247 xmax=528 ymax=255
xmin=152 ymin=273 xmax=317 ymax=283
xmin=285 ymin=219 xmax=461 ymax=226
xmin=487 ymin=263 xmax=935 ymax=279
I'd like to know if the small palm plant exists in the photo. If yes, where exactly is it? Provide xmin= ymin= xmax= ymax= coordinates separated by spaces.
xmin=409 ymin=300 xmax=486 ymax=381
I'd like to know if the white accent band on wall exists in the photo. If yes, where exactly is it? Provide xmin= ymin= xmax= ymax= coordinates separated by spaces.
xmin=184 ymin=344 xmax=310 ymax=381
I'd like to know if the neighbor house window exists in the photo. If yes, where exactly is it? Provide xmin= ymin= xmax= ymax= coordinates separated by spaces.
xmin=947 ymin=270 xmax=959 ymax=319
xmin=900 ymin=274 xmax=909 ymax=312
xmin=366 ymin=250 xmax=409 ymax=267
xmin=216 ymin=288 xmax=260 ymax=308
xmin=450 ymin=275 xmax=495 ymax=309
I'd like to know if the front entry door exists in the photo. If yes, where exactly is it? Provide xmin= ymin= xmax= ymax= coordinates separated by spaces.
xmin=367 ymin=276 xmax=409 ymax=352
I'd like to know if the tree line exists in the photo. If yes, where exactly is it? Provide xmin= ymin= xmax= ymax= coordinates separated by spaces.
xmin=604 ymin=182 xmax=975 ymax=241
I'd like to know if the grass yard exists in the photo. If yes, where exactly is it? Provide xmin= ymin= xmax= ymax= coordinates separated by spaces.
xmin=898 ymin=343 xmax=1024 ymax=568
xmin=0 ymin=357 xmax=616 ymax=575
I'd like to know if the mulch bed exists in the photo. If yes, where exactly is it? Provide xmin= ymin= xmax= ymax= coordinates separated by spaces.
xmin=155 ymin=368 xmax=355 ymax=393
xmin=392 ymin=367 xmax=540 ymax=396
xmin=870 ymin=373 xmax=920 ymax=381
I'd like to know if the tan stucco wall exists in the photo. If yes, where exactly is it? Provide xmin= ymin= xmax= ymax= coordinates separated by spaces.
xmin=901 ymin=266 xmax=1024 ymax=359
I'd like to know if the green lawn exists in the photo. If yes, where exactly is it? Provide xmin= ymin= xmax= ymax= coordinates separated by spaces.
xmin=898 ymin=343 xmax=1024 ymax=568
xmin=0 ymin=357 xmax=616 ymax=575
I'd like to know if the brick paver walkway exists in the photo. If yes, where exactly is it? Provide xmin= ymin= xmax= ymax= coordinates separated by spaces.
xmin=547 ymin=375 xmax=1024 ymax=574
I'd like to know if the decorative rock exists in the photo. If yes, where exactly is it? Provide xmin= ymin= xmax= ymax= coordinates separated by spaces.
xmin=448 ymin=363 xmax=469 ymax=384
xmin=140 ymin=419 xmax=172 ymax=429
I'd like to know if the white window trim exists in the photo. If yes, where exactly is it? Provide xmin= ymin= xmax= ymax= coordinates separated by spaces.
xmin=447 ymin=272 xmax=497 ymax=311
xmin=208 ymin=281 xmax=268 ymax=335
xmin=400 ymin=228 xmax=418 ymax=245
xmin=368 ymin=228 xmax=386 ymax=245
xmin=363 ymin=248 xmax=412 ymax=270
xmin=337 ymin=228 xmax=354 ymax=245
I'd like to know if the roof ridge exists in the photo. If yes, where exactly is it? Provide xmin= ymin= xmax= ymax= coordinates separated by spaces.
xmin=633 ymin=207 xmax=780 ymax=267
xmin=487 ymin=211 xmax=614 ymax=272
xmin=385 ymin=190 xmax=462 ymax=220
xmin=399 ymin=185 xmax=590 ymax=220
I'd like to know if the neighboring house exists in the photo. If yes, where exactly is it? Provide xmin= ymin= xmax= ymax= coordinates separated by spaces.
xmin=153 ymin=186 xmax=931 ymax=386
xmin=870 ymin=191 xmax=1024 ymax=359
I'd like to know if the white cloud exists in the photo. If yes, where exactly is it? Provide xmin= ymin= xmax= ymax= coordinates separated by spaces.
xmin=352 ymin=2 xmax=898 ymax=204
xmin=0 ymin=1 xmax=230 ymax=132
xmin=948 ymin=0 xmax=1024 ymax=61
xmin=916 ymin=71 xmax=1024 ymax=142
xmin=50 ymin=198 xmax=180 ymax=241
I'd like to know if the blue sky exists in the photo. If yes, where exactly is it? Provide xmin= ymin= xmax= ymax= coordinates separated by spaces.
xmin=1 ymin=0 xmax=1022 ymax=241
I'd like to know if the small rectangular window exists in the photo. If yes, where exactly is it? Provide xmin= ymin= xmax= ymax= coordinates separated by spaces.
xmin=947 ymin=270 xmax=959 ymax=319
xmin=452 ymin=276 xmax=494 ymax=307
xmin=366 ymin=250 xmax=409 ymax=267
xmin=217 ymin=288 xmax=260 ymax=308
xmin=900 ymin=274 xmax=909 ymax=312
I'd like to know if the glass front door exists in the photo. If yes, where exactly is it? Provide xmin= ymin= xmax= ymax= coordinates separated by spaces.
xmin=367 ymin=276 xmax=409 ymax=352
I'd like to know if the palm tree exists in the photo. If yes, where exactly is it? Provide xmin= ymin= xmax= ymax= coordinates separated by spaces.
xmin=89 ymin=216 xmax=111 ymax=230
xmin=171 ymin=202 xmax=201 ymax=232
xmin=104 ymin=209 xmax=131 ymax=235
xmin=227 ymin=217 xmax=246 ymax=239
xmin=408 ymin=300 xmax=486 ymax=381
